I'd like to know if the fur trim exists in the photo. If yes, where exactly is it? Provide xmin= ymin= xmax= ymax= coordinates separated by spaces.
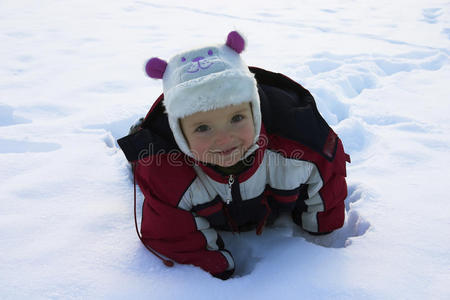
xmin=165 ymin=69 xmax=258 ymax=119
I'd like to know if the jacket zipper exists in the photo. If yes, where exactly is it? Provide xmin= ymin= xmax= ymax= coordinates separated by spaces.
xmin=226 ymin=174 xmax=234 ymax=204
xmin=224 ymin=174 xmax=240 ymax=233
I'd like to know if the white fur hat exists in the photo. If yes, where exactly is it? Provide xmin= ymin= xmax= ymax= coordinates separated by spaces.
xmin=145 ymin=31 xmax=261 ymax=158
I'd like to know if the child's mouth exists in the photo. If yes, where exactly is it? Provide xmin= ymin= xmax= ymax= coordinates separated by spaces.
xmin=213 ymin=146 xmax=238 ymax=156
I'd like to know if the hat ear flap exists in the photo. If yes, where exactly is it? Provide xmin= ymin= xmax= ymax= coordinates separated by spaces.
xmin=145 ymin=57 xmax=168 ymax=79
xmin=226 ymin=31 xmax=245 ymax=54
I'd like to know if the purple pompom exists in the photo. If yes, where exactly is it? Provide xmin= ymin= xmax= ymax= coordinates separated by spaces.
xmin=226 ymin=31 xmax=245 ymax=54
xmin=145 ymin=57 xmax=168 ymax=79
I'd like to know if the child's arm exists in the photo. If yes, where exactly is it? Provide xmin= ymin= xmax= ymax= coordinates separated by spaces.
xmin=292 ymin=137 xmax=349 ymax=234
xmin=141 ymin=194 xmax=234 ymax=279
xmin=135 ymin=162 xmax=235 ymax=279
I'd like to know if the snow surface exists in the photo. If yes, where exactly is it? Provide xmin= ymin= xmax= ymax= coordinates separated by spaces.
xmin=1 ymin=0 xmax=450 ymax=299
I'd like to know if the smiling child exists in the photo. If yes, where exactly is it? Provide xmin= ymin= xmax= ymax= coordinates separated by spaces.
xmin=118 ymin=31 xmax=350 ymax=280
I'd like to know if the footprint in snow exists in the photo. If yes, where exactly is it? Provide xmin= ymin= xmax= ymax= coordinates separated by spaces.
xmin=0 ymin=104 xmax=31 ymax=127
xmin=374 ymin=53 xmax=448 ymax=76
xmin=306 ymin=59 xmax=341 ymax=75
xmin=311 ymin=87 xmax=350 ymax=125
xmin=422 ymin=8 xmax=442 ymax=24
xmin=307 ymin=50 xmax=448 ymax=103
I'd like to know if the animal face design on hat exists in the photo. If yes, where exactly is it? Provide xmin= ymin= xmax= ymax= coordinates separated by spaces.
xmin=145 ymin=31 xmax=245 ymax=80
xmin=176 ymin=47 xmax=229 ymax=83
xmin=183 ymin=49 xmax=215 ymax=73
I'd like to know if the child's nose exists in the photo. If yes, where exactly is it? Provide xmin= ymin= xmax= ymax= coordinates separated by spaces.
xmin=214 ymin=130 xmax=233 ymax=146
xmin=192 ymin=56 xmax=204 ymax=62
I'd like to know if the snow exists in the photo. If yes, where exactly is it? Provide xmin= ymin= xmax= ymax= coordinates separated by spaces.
xmin=1 ymin=0 xmax=449 ymax=299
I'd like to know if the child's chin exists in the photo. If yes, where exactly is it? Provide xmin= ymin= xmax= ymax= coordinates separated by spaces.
xmin=208 ymin=155 xmax=242 ymax=167
xmin=197 ymin=149 xmax=245 ymax=167
xmin=216 ymin=160 xmax=238 ymax=167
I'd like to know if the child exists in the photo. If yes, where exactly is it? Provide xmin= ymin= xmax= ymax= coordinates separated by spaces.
xmin=118 ymin=31 xmax=350 ymax=280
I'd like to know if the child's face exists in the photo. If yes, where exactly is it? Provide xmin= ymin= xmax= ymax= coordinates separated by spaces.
xmin=180 ymin=102 xmax=255 ymax=167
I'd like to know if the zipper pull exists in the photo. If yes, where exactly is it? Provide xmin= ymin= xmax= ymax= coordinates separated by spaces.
xmin=226 ymin=175 xmax=234 ymax=204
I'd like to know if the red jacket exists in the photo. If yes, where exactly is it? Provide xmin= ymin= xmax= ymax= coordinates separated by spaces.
xmin=118 ymin=67 xmax=350 ymax=279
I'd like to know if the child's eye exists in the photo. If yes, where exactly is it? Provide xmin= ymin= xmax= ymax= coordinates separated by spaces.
xmin=231 ymin=114 xmax=244 ymax=123
xmin=195 ymin=124 xmax=210 ymax=133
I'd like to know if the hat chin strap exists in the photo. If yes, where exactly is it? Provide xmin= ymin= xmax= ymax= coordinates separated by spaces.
xmin=242 ymin=142 xmax=260 ymax=160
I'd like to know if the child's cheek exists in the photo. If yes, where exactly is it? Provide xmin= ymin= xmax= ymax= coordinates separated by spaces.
xmin=189 ymin=137 xmax=210 ymax=159
xmin=241 ymin=122 xmax=256 ymax=147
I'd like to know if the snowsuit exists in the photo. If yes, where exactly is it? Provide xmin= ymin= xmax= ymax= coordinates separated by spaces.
xmin=118 ymin=67 xmax=350 ymax=279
